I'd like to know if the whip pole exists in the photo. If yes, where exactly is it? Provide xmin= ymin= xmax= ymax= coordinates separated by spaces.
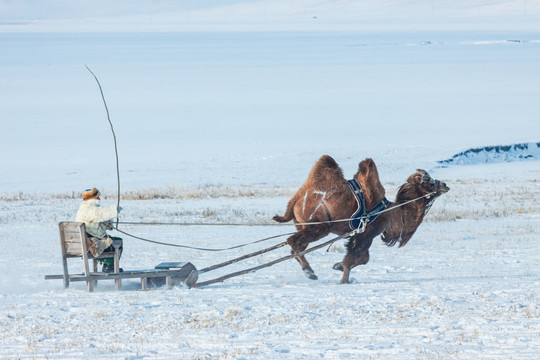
xmin=85 ymin=65 xmax=121 ymax=229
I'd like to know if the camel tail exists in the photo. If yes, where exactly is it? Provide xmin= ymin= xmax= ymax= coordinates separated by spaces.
xmin=272 ymin=214 xmax=291 ymax=223
xmin=272 ymin=193 xmax=300 ymax=223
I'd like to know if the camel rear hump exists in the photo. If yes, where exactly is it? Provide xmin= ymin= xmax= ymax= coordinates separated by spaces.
xmin=273 ymin=155 xmax=344 ymax=224
xmin=306 ymin=155 xmax=345 ymax=188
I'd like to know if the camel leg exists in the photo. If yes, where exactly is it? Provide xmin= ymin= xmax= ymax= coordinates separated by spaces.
xmin=338 ymin=237 xmax=374 ymax=284
xmin=339 ymin=251 xmax=370 ymax=284
xmin=292 ymin=242 xmax=317 ymax=280
xmin=286 ymin=226 xmax=329 ymax=280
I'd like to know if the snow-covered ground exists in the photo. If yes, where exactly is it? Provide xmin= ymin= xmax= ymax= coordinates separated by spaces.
xmin=1 ymin=168 xmax=539 ymax=359
xmin=1 ymin=1 xmax=540 ymax=358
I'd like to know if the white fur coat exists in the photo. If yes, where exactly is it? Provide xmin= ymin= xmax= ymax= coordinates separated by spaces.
xmin=75 ymin=199 xmax=120 ymax=255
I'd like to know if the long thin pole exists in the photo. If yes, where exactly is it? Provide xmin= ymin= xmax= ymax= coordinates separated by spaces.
xmin=198 ymin=241 xmax=288 ymax=274
xmin=85 ymin=65 xmax=121 ymax=229
xmin=193 ymin=232 xmax=351 ymax=288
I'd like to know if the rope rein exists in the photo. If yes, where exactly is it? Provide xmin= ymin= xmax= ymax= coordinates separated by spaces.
xmin=115 ymin=228 xmax=295 ymax=252
xmin=116 ymin=191 xmax=436 ymax=250
xmin=118 ymin=191 xmax=436 ymax=227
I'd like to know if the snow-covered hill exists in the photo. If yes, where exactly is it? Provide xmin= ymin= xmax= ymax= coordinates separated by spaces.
xmin=2 ymin=0 xmax=540 ymax=32
xmin=438 ymin=142 xmax=540 ymax=166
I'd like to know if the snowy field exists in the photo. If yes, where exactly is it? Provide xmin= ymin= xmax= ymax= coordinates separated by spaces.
xmin=1 ymin=1 xmax=540 ymax=359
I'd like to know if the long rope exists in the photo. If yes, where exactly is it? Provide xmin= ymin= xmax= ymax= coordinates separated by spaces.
xmin=114 ymin=190 xmax=438 ymax=284
xmin=115 ymin=228 xmax=295 ymax=252
xmin=117 ymin=192 xmax=437 ymax=228
xmin=115 ymin=192 xmax=436 ymax=250
xmin=85 ymin=64 xmax=121 ymax=229
xmin=193 ymin=192 xmax=439 ymax=286
xmin=117 ymin=221 xmax=280 ymax=226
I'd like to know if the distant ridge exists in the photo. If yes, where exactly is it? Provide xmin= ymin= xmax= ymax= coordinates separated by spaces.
xmin=438 ymin=142 xmax=540 ymax=166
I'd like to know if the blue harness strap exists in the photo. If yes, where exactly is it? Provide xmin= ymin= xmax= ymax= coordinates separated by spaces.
xmin=347 ymin=179 xmax=389 ymax=232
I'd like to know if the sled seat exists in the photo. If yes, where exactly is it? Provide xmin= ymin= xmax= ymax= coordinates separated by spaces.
xmin=45 ymin=222 xmax=198 ymax=292
xmin=48 ymin=221 xmax=123 ymax=291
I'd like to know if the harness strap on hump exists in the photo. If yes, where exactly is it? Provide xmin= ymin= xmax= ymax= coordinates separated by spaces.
xmin=347 ymin=179 xmax=389 ymax=232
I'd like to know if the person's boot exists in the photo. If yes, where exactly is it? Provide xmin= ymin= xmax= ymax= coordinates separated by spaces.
xmin=102 ymin=263 xmax=114 ymax=273
xmin=102 ymin=263 xmax=124 ymax=273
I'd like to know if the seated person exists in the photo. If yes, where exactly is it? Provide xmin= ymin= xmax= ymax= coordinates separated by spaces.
xmin=75 ymin=188 xmax=123 ymax=273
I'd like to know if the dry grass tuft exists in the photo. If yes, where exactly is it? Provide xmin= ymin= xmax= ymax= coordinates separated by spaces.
xmin=0 ymin=185 xmax=296 ymax=202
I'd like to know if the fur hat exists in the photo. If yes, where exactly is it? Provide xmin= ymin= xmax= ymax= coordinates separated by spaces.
xmin=82 ymin=188 xmax=101 ymax=201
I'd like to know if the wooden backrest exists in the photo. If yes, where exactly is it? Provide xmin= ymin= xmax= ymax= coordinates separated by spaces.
xmin=59 ymin=221 xmax=88 ymax=257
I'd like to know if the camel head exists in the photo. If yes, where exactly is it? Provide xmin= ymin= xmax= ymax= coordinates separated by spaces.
xmin=383 ymin=169 xmax=449 ymax=249
xmin=407 ymin=169 xmax=450 ymax=196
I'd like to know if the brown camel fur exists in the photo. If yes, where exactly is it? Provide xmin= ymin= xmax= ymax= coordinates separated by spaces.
xmin=273 ymin=155 xmax=449 ymax=283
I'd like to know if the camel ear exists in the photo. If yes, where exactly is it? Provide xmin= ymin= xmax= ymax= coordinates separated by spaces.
xmin=407 ymin=170 xmax=424 ymax=185
xmin=417 ymin=169 xmax=434 ymax=186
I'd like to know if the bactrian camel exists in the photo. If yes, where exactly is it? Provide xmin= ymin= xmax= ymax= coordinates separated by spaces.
xmin=273 ymin=155 xmax=449 ymax=284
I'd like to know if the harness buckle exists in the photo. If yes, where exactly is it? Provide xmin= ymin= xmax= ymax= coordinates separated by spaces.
xmin=352 ymin=218 xmax=367 ymax=235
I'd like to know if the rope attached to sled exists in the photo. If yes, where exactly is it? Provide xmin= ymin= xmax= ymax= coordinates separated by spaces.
xmin=116 ymin=191 xmax=436 ymax=251
xmin=117 ymin=192 xmax=437 ymax=228
xmin=115 ymin=228 xmax=295 ymax=252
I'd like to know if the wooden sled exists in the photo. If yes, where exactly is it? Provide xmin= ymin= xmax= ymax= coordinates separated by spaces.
xmin=44 ymin=222 xmax=198 ymax=291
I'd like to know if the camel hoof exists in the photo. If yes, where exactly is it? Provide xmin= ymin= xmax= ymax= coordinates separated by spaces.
xmin=332 ymin=262 xmax=344 ymax=272
xmin=340 ymin=278 xmax=357 ymax=284
xmin=303 ymin=269 xmax=318 ymax=280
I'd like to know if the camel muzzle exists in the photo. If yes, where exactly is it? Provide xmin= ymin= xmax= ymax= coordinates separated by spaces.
xmin=437 ymin=181 xmax=450 ymax=194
